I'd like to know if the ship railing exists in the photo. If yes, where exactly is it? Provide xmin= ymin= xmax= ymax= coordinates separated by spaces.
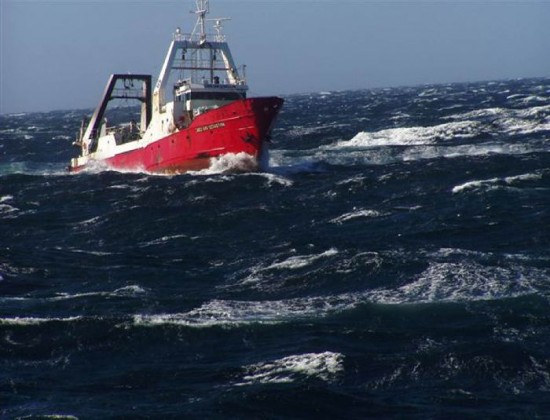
xmin=106 ymin=123 xmax=142 ymax=144
xmin=201 ymin=82 xmax=247 ymax=89
xmin=174 ymin=32 xmax=226 ymax=43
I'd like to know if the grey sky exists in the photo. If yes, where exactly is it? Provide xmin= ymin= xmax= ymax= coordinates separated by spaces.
xmin=1 ymin=0 xmax=549 ymax=114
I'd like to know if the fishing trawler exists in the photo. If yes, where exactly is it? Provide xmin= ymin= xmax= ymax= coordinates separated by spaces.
xmin=69 ymin=0 xmax=283 ymax=173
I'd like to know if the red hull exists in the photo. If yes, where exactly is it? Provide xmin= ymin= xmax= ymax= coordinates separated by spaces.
xmin=72 ymin=97 xmax=283 ymax=174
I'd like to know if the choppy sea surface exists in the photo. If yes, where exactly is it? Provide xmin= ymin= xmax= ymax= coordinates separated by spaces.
xmin=1 ymin=78 xmax=549 ymax=418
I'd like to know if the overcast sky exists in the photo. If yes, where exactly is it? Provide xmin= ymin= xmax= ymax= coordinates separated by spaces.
xmin=1 ymin=0 xmax=549 ymax=114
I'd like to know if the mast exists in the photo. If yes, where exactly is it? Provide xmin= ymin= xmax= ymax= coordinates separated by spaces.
xmin=192 ymin=0 xmax=209 ymax=44
xmin=153 ymin=0 xmax=245 ymax=111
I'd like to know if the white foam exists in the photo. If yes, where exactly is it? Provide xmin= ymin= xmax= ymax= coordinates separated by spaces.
xmin=75 ymin=216 xmax=103 ymax=228
xmin=66 ymin=248 xmax=113 ymax=257
xmin=51 ymin=285 xmax=146 ymax=301
xmin=132 ymin=261 xmax=547 ymax=327
xmin=0 ymin=196 xmax=19 ymax=215
xmin=444 ymin=105 xmax=550 ymax=136
xmin=133 ymin=249 xmax=549 ymax=329
xmin=369 ymin=261 xmax=547 ymax=304
xmin=445 ymin=107 xmax=506 ymax=120
xmin=333 ymin=121 xmax=481 ymax=149
xmin=237 ymin=352 xmax=344 ymax=385
xmin=77 ymin=159 xmax=117 ymax=174
xmin=265 ymin=248 xmax=339 ymax=271
xmin=401 ymin=142 xmax=540 ymax=163
xmin=140 ymin=234 xmax=191 ymax=247
xmin=418 ymin=88 xmax=439 ymax=98
xmin=452 ymin=171 xmax=544 ymax=194
xmin=267 ymin=152 xmax=323 ymax=176
xmin=507 ymin=94 xmax=526 ymax=100
xmin=0 ymin=203 xmax=19 ymax=216
xmin=257 ymin=172 xmax=294 ymax=187
xmin=521 ymin=95 xmax=548 ymax=104
xmin=112 ymin=285 xmax=147 ymax=297
xmin=223 ymin=249 xmax=341 ymax=291
xmin=336 ymin=175 xmax=367 ymax=186
xmin=133 ymin=293 xmax=355 ymax=328
xmin=199 ymin=152 xmax=259 ymax=174
xmin=518 ymin=104 xmax=550 ymax=118
xmin=504 ymin=172 xmax=544 ymax=184
xmin=331 ymin=208 xmax=383 ymax=224
xmin=0 ymin=316 xmax=82 ymax=326
xmin=498 ymin=118 xmax=550 ymax=136
xmin=185 ymin=175 xmax=235 ymax=186
xmin=452 ymin=178 xmax=501 ymax=194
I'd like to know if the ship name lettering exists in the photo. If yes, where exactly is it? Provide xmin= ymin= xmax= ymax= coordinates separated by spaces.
xmin=196 ymin=122 xmax=226 ymax=133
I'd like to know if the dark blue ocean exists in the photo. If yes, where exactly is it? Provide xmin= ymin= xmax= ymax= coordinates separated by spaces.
xmin=1 ymin=78 xmax=550 ymax=418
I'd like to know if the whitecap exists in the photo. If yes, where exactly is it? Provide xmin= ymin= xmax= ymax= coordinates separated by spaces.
xmin=418 ymin=88 xmax=439 ymax=98
xmin=401 ymin=142 xmax=541 ymax=163
xmin=225 ymin=248 xmax=341 ymax=291
xmin=452 ymin=178 xmax=501 ymax=194
xmin=369 ymin=261 xmax=548 ymax=304
xmin=132 ymin=258 xmax=548 ymax=328
xmin=504 ymin=172 xmax=544 ymax=184
xmin=133 ymin=252 xmax=550 ymax=329
xmin=0 ymin=316 xmax=82 ymax=326
xmin=336 ymin=175 xmax=366 ymax=186
xmin=286 ymin=123 xmax=349 ymax=138
xmin=452 ymin=171 xmax=545 ymax=194
xmin=112 ymin=285 xmax=147 ymax=297
xmin=521 ymin=95 xmax=548 ymax=104
xmin=443 ymin=105 xmax=550 ymax=136
xmin=74 ymin=216 xmax=103 ymax=228
xmin=133 ymin=293 xmax=354 ymax=328
xmin=253 ymin=172 xmax=294 ymax=187
xmin=0 ymin=203 xmax=19 ymax=216
xmin=51 ymin=285 xmax=146 ymax=301
xmin=330 ymin=208 xmax=383 ymax=224
xmin=66 ymin=248 xmax=113 ymax=257
xmin=140 ymin=234 xmax=191 ymax=247
xmin=331 ymin=121 xmax=481 ymax=149
xmin=507 ymin=94 xmax=526 ymax=100
xmin=444 ymin=107 xmax=506 ymax=120
xmin=265 ymin=248 xmax=339 ymax=271
xmin=200 ymin=152 xmax=259 ymax=174
xmin=237 ymin=352 xmax=344 ymax=386
xmin=77 ymin=159 xmax=117 ymax=174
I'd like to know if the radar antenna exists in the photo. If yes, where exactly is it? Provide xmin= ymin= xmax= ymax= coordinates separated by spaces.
xmin=207 ymin=17 xmax=231 ymax=41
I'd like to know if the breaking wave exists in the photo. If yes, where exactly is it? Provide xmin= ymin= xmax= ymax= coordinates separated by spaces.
xmin=332 ymin=121 xmax=482 ymax=148
xmin=203 ymin=152 xmax=259 ymax=174
xmin=132 ymin=249 xmax=549 ymax=329
xmin=452 ymin=170 xmax=546 ymax=194
xmin=237 ymin=352 xmax=344 ymax=386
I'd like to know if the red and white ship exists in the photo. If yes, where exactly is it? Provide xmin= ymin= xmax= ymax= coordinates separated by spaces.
xmin=70 ymin=0 xmax=283 ymax=174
